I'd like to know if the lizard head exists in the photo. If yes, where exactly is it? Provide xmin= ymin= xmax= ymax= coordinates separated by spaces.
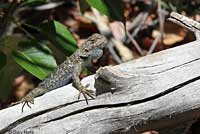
xmin=82 ymin=33 xmax=107 ymax=50
xmin=79 ymin=33 xmax=107 ymax=60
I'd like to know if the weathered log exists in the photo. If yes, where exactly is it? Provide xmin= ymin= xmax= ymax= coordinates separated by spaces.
xmin=1 ymin=40 xmax=200 ymax=134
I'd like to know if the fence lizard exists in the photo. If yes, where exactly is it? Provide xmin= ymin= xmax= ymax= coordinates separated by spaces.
xmin=12 ymin=33 xmax=107 ymax=112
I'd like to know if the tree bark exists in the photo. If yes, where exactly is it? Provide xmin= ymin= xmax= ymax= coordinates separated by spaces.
xmin=1 ymin=41 xmax=200 ymax=134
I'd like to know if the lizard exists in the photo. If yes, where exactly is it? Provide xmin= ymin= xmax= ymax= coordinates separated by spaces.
xmin=12 ymin=33 xmax=107 ymax=112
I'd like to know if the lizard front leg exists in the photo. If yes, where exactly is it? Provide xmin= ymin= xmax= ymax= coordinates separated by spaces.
xmin=72 ymin=65 xmax=94 ymax=104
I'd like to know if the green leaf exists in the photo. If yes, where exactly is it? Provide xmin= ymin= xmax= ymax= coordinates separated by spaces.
xmin=79 ymin=0 xmax=90 ymax=14
xmin=12 ymin=40 xmax=57 ymax=80
xmin=0 ymin=51 xmax=7 ymax=70
xmin=82 ymin=68 xmax=89 ymax=76
xmin=40 ymin=20 xmax=77 ymax=55
xmin=86 ymin=0 xmax=125 ymax=25
xmin=22 ymin=0 xmax=47 ymax=5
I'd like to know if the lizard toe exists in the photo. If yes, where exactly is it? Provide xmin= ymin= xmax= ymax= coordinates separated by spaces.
xmin=21 ymin=95 xmax=34 ymax=112
xmin=77 ymin=86 xmax=95 ymax=104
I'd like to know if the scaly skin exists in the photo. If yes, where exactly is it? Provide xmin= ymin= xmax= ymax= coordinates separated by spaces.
xmin=14 ymin=33 xmax=107 ymax=112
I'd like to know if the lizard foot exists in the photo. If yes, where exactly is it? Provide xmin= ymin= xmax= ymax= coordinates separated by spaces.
xmin=77 ymin=84 xmax=94 ymax=104
xmin=21 ymin=94 xmax=34 ymax=113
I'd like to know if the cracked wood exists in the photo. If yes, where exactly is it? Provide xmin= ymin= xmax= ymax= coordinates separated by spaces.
xmin=1 ymin=41 xmax=200 ymax=133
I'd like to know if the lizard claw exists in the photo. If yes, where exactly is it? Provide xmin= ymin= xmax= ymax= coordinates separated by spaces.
xmin=77 ymin=85 xmax=94 ymax=104
xmin=21 ymin=94 xmax=34 ymax=113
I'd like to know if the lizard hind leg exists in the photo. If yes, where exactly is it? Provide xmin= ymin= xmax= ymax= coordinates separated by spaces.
xmin=21 ymin=93 xmax=34 ymax=113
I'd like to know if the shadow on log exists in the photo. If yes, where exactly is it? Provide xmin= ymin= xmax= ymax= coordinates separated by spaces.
xmin=1 ymin=40 xmax=200 ymax=134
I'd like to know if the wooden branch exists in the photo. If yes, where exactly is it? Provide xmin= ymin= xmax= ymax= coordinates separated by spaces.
xmin=95 ymin=40 xmax=200 ymax=133
xmin=168 ymin=12 xmax=200 ymax=40
xmin=168 ymin=12 xmax=200 ymax=31
xmin=1 ymin=40 xmax=200 ymax=133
